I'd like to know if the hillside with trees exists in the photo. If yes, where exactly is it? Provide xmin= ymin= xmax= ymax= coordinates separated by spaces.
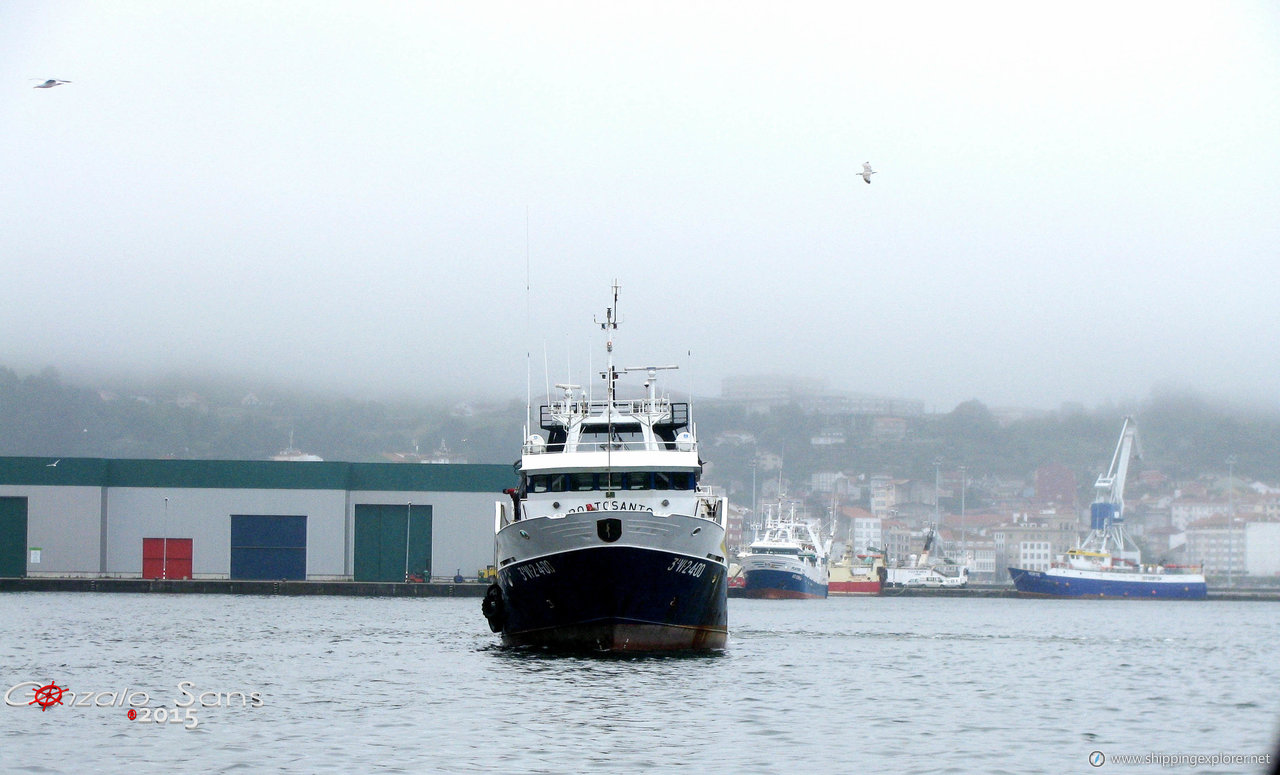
xmin=2 ymin=365 xmax=1277 ymax=505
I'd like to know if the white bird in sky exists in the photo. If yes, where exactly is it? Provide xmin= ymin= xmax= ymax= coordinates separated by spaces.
xmin=860 ymin=162 xmax=877 ymax=184
xmin=33 ymin=79 xmax=71 ymax=88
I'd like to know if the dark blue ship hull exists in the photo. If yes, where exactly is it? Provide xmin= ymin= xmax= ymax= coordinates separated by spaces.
xmin=492 ymin=545 xmax=728 ymax=651
xmin=1009 ymin=567 xmax=1207 ymax=599
xmin=741 ymin=568 xmax=828 ymax=599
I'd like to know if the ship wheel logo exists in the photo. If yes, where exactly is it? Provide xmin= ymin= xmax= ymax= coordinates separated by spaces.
xmin=29 ymin=681 xmax=65 ymax=711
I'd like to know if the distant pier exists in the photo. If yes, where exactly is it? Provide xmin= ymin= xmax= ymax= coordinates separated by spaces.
xmin=734 ymin=584 xmax=1280 ymax=601
xmin=2 ymin=578 xmax=1277 ymax=600
xmin=0 ymin=577 xmax=489 ymax=597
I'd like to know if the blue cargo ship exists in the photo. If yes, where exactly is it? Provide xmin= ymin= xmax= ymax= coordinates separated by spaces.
xmin=1008 ymin=559 xmax=1207 ymax=599
xmin=1009 ymin=417 xmax=1207 ymax=600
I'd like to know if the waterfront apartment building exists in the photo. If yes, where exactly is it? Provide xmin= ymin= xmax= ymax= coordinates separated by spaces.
xmin=1171 ymin=501 xmax=1226 ymax=530
xmin=1245 ymin=522 xmax=1280 ymax=576
xmin=870 ymin=475 xmax=909 ymax=518
xmin=1181 ymin=514 xmax=1277 ymax=577
xmin=968 ymin=538 xmax=998 ymax=583
xmin=990 ymin=511 xmax=1081 ymax=584
xmin=850 ymin=514 xmax=883 ymax=556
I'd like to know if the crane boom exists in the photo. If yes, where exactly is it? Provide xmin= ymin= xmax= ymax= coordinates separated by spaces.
xmin=1093 ymin=416 xmax=1137 ymax=513
xmin=1081 ymin=417 xmax=1141 ymax=562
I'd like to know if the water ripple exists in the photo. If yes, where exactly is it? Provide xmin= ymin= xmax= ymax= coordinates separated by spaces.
xmin=1 ymin=593 xmax=1278 ymax=773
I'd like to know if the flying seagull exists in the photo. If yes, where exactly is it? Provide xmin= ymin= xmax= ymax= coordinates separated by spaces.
xmin=47 ymin=459 xmax=60 ymax=467
xmin=860 ymin=162 xmax=877 ymax=184
xmin=33 ymin=79 xmax=71 ymax=88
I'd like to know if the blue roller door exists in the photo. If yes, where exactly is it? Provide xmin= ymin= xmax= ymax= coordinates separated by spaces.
xmin=230 ymin=515 xmax=307 ymax=580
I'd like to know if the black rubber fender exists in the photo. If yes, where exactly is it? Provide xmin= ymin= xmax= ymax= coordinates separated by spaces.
xmin=481 ymin=583 xmax=505 ymax=633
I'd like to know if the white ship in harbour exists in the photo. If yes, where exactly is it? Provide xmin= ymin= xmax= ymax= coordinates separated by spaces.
xmin=884 ymin=525 xmax=969 ymax=588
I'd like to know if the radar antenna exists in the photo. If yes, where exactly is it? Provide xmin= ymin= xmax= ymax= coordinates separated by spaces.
xmin=624 ymin=365 xmax=678 ymax=405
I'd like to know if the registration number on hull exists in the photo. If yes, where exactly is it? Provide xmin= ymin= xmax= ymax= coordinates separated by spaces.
xmin=516 ymin=560 xmax=556 ymax=581
xmin=667 ymin=557 xmax=707 ymax=578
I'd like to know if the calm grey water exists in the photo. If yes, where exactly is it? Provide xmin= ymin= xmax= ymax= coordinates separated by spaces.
xmin=2 ymin=593 xmax=1278 ymax=774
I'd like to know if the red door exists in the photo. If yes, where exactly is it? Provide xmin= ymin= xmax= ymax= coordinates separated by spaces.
xmin=143 ymin=538 xmax=193 ymax=579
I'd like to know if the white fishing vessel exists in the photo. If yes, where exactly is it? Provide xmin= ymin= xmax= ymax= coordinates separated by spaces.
xmin=482 ymin=283 xmax=729 ymax=650
xmin=884 ymin=525 xmax=969 ymax=588
xmin=738 ymin=502 xmax=830 ymax=599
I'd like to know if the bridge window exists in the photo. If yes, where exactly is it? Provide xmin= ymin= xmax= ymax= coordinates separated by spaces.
xmin=528 ymin=471 xmax=694 ymax=493
xmin=528 ymin=474 xmax=569 ymax=493
xmin=654 ymin=472 xmax=695 ymax=490
xmin=578 ymin=429 xmax=645 ymax=449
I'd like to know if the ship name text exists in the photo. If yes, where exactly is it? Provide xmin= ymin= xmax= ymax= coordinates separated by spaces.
xmin=567 ymin=501 xmax=654 ymax=514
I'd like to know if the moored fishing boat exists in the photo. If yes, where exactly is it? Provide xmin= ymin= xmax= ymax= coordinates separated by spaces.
xmin=828 ymin=545 xmax=885 ymax=595
xmin=738 ymin=503 xmax=829 ymax=599
xmin=481 ymin=283 xmax=729 ymax=650
xmin=883 ymin=525 xmax=969 ymax=588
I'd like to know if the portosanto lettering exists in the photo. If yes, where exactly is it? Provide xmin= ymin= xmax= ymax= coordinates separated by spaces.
xmin=567 ymin=501 xmax=653 ymax=514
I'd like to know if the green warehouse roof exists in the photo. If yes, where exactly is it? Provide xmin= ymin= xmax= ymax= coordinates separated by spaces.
xmin=0 ymin=457 xmax=515 ymax=493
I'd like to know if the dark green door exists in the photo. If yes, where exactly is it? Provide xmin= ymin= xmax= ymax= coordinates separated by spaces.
xmin=0 ymin=497 xmax=28 ymax=578
xmin=354 ymin=504 xmax=432 ymax=582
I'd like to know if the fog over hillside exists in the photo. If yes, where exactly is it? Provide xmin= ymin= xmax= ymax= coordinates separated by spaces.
xmin=4 ymin=3 xmax=1278 ymax=411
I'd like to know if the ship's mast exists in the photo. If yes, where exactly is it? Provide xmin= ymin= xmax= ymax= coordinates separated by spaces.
xmin=597 ymin=280 xmax=620 ymax=402
xmin=595 ymin=281 xmax=621 ymax=474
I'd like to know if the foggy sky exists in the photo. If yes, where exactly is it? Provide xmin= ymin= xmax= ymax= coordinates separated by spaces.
xmin=4 ymin=2 xmax=1278 ymax=411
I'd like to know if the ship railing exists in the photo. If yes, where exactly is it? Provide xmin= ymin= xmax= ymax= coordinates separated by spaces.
xmin=539 ymin=401 xmax=689 ymax=429
xmin=524 ymin=437 xmax=698 ymax=454
xmin=581 ymin=439 xmax=654 ymax=453
xmin=1142 ymin=564 xmax=1203 ymax=575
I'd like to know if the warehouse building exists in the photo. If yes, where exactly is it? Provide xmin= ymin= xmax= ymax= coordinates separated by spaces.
xmin=0 ymin=457 xmax=514 ymax=581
